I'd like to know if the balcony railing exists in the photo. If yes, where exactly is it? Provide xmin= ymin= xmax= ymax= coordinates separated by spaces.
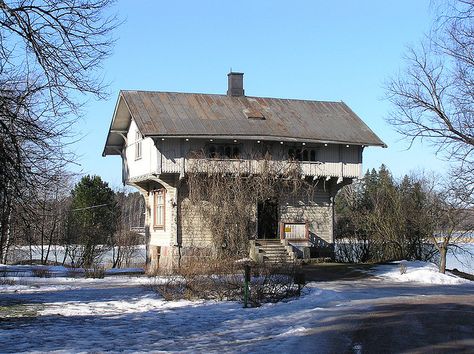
xmin=161 ymin=157 xmax=361 ymax=178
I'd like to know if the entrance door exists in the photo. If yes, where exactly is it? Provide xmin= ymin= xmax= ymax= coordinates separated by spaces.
xmin=257 ymin=198 xmax=278 ymax=239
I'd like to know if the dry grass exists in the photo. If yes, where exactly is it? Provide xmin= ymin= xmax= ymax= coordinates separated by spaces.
xmin=0 ymin=272 xmax=16 ymax=285
xmin=150 ymin=258 xmax=305 ymax=306
xmin=32 ymin=267 xmax=52 ymax=278
xmin=84 ymin=266 xmax=106 ymax=278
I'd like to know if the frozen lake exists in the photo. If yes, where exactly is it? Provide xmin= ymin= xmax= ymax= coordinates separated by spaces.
xmin=447 ymin=243 xmax=474 ymax=274
xmin=5 ymin=243 xmax=474 ymax=275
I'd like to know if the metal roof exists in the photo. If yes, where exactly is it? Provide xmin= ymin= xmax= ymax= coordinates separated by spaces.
xmin=103 ymin=90 xmax=386 ymax=156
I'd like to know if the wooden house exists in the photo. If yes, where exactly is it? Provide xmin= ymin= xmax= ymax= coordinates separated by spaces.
xmin=103 ymin=73 xmax=385 ymax=269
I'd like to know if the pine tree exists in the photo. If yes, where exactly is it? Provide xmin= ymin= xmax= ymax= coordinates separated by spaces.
xmin=68 ymin=175 xmax=118 ymax=267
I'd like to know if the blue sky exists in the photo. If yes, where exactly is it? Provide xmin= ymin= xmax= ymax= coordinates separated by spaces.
xmin=75 ymin=0 xmax=446 ymax=188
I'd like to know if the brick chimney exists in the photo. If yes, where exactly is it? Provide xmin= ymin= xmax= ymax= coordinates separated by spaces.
xmin=227 ymin=72 xmax=244 ymax=97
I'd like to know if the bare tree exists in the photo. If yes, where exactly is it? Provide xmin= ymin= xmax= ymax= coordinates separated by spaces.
xmin=335 ymin=167 xmax=442 ymax=264
xmin=0 ymin=0 xmax=118 ymax=262
xmin=9 ymin=169 xmax=72 ymax=265
xmin=386 ymin=0 xmax=474 ymax=203
xmin=184 ymin=151 xmax=318 ymax=259
xmin=429 ymin=189 xmax=474 ymax=273
xmin=111 ymin=190 xmax=145 ymax=268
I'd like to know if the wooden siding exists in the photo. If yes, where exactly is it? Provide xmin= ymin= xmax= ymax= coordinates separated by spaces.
xmin=124 ymin=120 xmax=159 ymax=181
xmin=157 ymin=140 xmax=361 ymax=179
xmin=280 ymin=189 xmax=334 ymax=244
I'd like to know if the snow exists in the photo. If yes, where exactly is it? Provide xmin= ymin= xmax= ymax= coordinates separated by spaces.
xmin=6 ymin=245 xmax=147 ymax=267
xmin=0 ymin=262 xmax=472 ymax=353
xmin=0 ymin=263 xmax=144 ymax=277
xmin=372 ymin=260 xmax=471 ymax=285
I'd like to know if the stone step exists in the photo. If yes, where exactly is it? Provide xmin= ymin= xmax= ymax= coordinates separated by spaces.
xmin=263 ymin=256 xmax=293 ymax=263
xmin=264 ymin=255 xmax=290 ymax=260
xmin=262 ymin=249 xmax=288 ymax=254
xmin=253 ymin=239 xmax=295 ymax=263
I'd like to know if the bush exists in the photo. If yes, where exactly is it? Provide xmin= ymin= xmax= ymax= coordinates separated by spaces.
xmin=150 ymin=258 xmax=305 ymax=306
xmin=32 ymin=267 xmax=52 ymax=278
xmin=66 ymin=268 xmax=84 ymax=278
xmin=0 ymin=272 xmax=16 ymax=285
xmin=150 ymin=257 xmax=242 ymax=301
xmin=84 ymin=265 xmax=106 ymax=278
xmin=248 ymin=262 xmax=304 ymax=305
xmin=399 ymin=261 xmax=408 ymax=275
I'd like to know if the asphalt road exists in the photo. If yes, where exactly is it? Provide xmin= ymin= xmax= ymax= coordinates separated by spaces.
xmin=302 ymin=264 xmax=474 ymax=354
xmin=347 ymin=294 xmax=474 ymax=353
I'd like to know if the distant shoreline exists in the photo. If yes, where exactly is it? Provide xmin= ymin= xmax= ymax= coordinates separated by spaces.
xmin=434 ymin=237 xmax=474 ymax=244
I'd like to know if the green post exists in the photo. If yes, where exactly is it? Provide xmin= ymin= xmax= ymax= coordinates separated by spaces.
xmin=294 ymin=272 xmax=305 ymax=297
xmin=244 ymin=264 xmax=250 ymax=308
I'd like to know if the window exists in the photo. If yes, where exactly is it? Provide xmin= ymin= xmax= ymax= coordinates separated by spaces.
xmin=153 ymin=189 xmax=166 ymax=229
xmin=288 ymin=147 xmax=318 ymax=162
xmin=224 ymin=146 xmax=232 ymax=158
xmin=135 ymin=131 xmax=142 ymax=160
xmin=288 ymin=149 xmax=295 ymax=159
xmin=302 ymin=150 xmax=309 ymax=161
xmin=232 ymin=146 xmax=240 ymax=159
xmin=209 ymin=145 xmax=217 ymax=158
xmin=207 ymin=144 xmax=242 ymax=159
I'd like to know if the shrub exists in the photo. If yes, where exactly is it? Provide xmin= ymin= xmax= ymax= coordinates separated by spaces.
xmin=150 ymin=258 xmax=305 ymax=306
xmin=84 ymin=265 xmax=106 ymax=279
xmin=32 ymin=267 xmax=52 ymax=278
xmin=0 ymin=272 xmax=16 ymax=285
xmin=66 ymin=268 xmax=84 ymax=278
xmin=248 ymin=262 xmax=304 ymax=305
xmin=399 ymin=261 xmax=408 ymax=275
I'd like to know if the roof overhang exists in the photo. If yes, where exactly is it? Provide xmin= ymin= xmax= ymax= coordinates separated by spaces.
xmin=102 ymin=93 xmax=133 ymax=156
xmin=149 ymin=134 xmax=386 ymax=147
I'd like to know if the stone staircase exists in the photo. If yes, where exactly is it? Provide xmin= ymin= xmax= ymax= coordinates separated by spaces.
xmin=252 ymin=239 xmax=296 ymax=263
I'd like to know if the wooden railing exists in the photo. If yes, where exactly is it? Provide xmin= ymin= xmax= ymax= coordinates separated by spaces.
xmin=162 ymin=158 xmax=361 ymax=178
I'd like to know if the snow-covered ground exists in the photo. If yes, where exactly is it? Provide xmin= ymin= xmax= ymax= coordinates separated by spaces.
xmin=0 ymin=261 xmax=472 ymax=353
xmin=372 ymin=260 xmax=471 ymax=284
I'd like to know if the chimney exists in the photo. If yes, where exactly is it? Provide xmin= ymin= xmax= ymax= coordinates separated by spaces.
xmin=227 ymin=72 xmax=244 ymax=96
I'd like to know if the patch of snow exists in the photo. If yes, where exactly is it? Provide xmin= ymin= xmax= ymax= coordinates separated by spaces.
xmin=0 ymin=283 xmax=78 ymax=293
xmin=235 ymin=258 xmax=253 ymax=264
xmin=1 ymin=263 xmax=472 ymax=353
xmin=105 ymin=267 xmax=144 ymax=275
xmin=0 ymin=264 xmax=144 ymax=277
xmin=373 ymin=260 xmax=470 ymax=284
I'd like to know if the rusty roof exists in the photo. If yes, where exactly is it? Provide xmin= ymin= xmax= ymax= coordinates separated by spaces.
xmin=103 ymin=90 xmax=385 ymax=155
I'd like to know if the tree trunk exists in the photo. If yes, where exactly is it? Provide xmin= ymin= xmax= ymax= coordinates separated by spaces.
xmin=1 ymin=205 xmax=13 ymax=264
xmin=0 ymin=196 xmax=13 ymax=263
xmin=439 ymin=246 xmax=447 ymax=274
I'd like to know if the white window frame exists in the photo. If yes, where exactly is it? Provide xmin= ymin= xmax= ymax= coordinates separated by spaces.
xmin=153 ymin=189 xmax=166 ymax=229
xmin=135 ymin=131 xmax=142 ymax=160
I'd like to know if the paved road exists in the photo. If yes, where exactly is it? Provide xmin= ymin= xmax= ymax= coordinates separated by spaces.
xmin=302 ymin=263 xmax=375 ymax=282
xmin=347 ymin=293 xmax=474 ymax=353
xmin=302 ymin=264 xmax=474 ymax=353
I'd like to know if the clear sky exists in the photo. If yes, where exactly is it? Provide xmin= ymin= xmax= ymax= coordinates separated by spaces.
xmin=74 ymin=0 xmax=447 ymax=188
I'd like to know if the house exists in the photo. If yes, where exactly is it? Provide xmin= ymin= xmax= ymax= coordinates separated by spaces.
xmin=103 ymin=73 xmax=385 ymax=270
